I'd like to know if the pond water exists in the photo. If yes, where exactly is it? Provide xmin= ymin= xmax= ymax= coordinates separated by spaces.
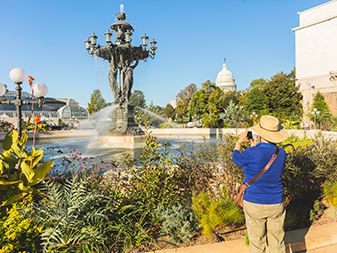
xmin=28 ymin=137 xmax=221 ymax=166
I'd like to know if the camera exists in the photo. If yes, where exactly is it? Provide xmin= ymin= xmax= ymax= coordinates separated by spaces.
xmin=247 ymin=131 xmax=253 ymax=141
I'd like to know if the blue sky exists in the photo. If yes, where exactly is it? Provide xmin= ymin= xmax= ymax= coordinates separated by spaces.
xmin=0 ymin=0 xmax=329 ymax=108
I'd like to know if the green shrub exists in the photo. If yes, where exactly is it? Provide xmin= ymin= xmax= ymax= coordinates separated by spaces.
xmin=0 ymin=121 xmax=13 ymax=132
xmin=25 ymin=177 xmax=110 ymax=252
xmin=0 ymin=196 xmax=42 ymax=253
xmin=121 ymin=127 xmax=183 ymax=208
xmin=107 ymin=205 xmax=156 ymax=252
xmin=323 ymin=179 xmax=337 ymax=207
xmin=0 ymin=130 xmax=53 ymax=207
xmin=154 ymin=204 xmax=200 ymax=244
xmin=101 ymin=182 xmax=157 ymax=252
xmin=192 ymin=188 xmax=244 ymax=238
xmin=175 ymin=133 xmax=244 ymax=202
xmin=309 ymin=200 xmax=324 ymax=222
xmin=282 ymin=132 xmax=337 ymax=229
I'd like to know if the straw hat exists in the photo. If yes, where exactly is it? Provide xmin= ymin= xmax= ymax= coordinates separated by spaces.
xmin=250 ymin=115 xmax=289 ymax=143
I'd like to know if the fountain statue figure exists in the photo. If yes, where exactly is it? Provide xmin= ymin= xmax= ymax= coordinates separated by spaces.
xmin=85 ymin=10 xmax=157 ymax=145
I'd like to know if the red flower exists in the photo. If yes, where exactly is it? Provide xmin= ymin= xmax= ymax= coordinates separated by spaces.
xmin=28 ymin=75 xmax=34 ymax=87
xmin=34 ymin=116 xmax=41 ymax=125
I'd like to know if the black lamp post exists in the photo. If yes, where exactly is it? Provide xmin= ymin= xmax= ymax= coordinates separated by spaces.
xmin=0 ymin=68 xmax=48 ymax=138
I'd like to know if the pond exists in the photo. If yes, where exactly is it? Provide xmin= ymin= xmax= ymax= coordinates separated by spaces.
xmin=28 ymin=136 xmax=222 ymax=167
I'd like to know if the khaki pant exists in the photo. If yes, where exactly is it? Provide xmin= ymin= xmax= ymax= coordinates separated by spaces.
xmin=243 ymin=200 xmax=286 ymax=253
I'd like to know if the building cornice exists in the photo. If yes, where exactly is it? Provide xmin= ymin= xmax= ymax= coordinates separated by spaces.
xmin=292 ymin=13 xmax=337 ymax=32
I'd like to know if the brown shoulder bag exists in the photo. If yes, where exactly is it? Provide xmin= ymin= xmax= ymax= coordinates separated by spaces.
xmin=234 ymin=146 xmax=279 ymax=207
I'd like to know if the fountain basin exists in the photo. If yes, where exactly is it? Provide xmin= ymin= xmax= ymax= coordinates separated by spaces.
xmin=92 ymin=135 xmax=144 ymax=149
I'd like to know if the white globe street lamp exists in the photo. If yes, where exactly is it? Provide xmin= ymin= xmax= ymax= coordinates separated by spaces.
xmin=0 ymin=83 xmax=6 ymax=97
xmin=9 ymin=68 xmax=27 ymax=84
xmin=32 ymin=82 xmax=49 ymax=97
xmin=0 ymin=68 xmax=49 ymax=138
xmin=311 ymin=108 xmax=320 ymax=129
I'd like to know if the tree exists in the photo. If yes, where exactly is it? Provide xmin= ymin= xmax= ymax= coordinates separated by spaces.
xmin=188 ymin=80 xmax=223 ymax=127
xmin=311 ymin=91 xmax=332 ymax=125
xmin=243 ymin=87 xmax=269 ymax=116
xmin=249 ymin=78 xmax=267 ymax=90
xmin=312 ymin=91 xmax=330 ymax=112
xmin=129 ymin=90 xmax=146 ymax=108
xmin=263 ymin=70 xmax=302 ymax=120
xmin=221 ymin=90 xmax=242 ymax=109
xmin=87 ymin=89 xmax=107 ymax=115
xmin=176 ymin=83 xmax=197 ymax=121
xmin=219 ymin=100 xmax=239 ymax=127
xmin=138 ymin=101 xmax=164 ymax=127
xmin=163 ymin=103 xmax=175 ymax=119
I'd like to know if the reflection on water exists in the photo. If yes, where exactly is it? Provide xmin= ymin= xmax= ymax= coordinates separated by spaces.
xmin=26 ymin=137 xmax=221 ymax=165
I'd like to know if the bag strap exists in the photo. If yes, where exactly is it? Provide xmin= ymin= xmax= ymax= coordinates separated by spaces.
xmin=245 ymin=146 xmax=279 ymax=187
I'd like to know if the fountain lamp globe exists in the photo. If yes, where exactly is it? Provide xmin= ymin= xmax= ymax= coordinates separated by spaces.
xmin=0 ymin=83 xmax=5 ymax=97
xmin=32 ymin=82 xmax=48 ymax=97
xmin=9 ymin=68 xmax=27 ymax=84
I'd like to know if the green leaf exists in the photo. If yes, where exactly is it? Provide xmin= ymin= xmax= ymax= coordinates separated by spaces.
xmin=8 ymin=171 xmax=18 ymax=181
xmin=0 ymin=153 xmax=18 ymax=170
xmin=1 ymin=192 xmax=26 ymax=207
xmin=31 ymin=160 xmax=54 ymax=186
xmin=18 ymin=182 xmax=34 ymax=193
xmin=21 ymin=162 xmax=35 ymax=184
xmin=12 ymin=143 xmax=27 ymax=159
xmin=2 ymin=130 xmax=19 ymax=151
xmin=19 ymin=132 xmax=28 ymax=147
xmin=27 ymin=148 xmax=43 ymax=168
xmin=0 ymin=160 xmax=4 ymax=175
xmin=0 ymin=179 xmax=22 ymax=185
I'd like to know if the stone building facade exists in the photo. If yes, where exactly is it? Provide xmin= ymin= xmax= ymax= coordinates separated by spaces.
xmin=293 ymin=0 xmax=337 ymax=115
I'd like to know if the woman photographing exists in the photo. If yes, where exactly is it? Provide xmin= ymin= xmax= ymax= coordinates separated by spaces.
xmin=232 ymin=115 xmax=289 ymax=253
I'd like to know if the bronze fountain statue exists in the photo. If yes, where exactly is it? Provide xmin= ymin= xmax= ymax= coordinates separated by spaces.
xmin=84 ymin=10 xmax=157 ymax=140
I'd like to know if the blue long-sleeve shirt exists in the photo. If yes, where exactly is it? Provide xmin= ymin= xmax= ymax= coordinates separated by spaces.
xmin=232 ymin=142 xmax=286 ymax=204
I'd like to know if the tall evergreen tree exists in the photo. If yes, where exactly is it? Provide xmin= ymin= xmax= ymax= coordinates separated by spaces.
xmin=221 ymin=90 xmax=241 ymax=109
xmin=87 ymin=89 xmax=107 ymax=115
xmin=163 ymin=103 xmax=175 ymax=119
xmin=311 ymin=91 xmax=332 ymax=125
xmin=129 ymin=90 xmax=146 ymax=108
xmin=176 ymin=83 xmax=197 ymax=121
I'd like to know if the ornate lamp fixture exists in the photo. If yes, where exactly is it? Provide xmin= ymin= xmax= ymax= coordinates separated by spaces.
xmin=0 ymin=68 xmax=49 ymax=138
xmin=84 ymin=10 xmax=157 ymax=105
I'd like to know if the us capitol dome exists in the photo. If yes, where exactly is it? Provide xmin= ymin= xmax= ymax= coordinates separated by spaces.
xmin=215 ymin=58 xmax=236 ymax=92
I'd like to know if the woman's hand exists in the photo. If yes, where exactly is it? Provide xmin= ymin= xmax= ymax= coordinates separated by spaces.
xmin=234 ymin=130 xmax=248 ymax=151
xmin=249 ymin=139 xmax=258 ymax=147
xmin=237 ymin=130 xmax=258 ymax=148
xmin=239 ymin=130 xmax=249 ymax=144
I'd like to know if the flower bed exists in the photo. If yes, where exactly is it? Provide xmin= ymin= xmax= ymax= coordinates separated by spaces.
xmin=0 ymin=128 xmax=337 ymax=252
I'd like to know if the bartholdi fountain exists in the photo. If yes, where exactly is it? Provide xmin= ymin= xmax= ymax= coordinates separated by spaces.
xmin=84 ymin=8 xmax=157 ymax=148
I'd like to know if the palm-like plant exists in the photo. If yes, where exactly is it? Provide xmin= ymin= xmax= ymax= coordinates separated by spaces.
xmin=25 ymin=176 xmax=110 ymax=252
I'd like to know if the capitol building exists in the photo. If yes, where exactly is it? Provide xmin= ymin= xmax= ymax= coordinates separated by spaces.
xmin=215 ymin=59 xmax=236 ymax=92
